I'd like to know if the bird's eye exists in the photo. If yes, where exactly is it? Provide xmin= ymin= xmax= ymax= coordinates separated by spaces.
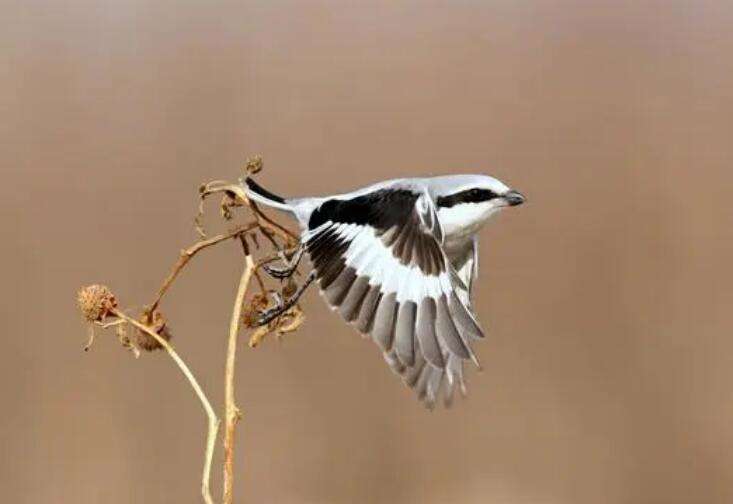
xmin=467 ymin=188 xmax=494 ymax=201
xmin=437 ymin=188 xmax=496 ymax=208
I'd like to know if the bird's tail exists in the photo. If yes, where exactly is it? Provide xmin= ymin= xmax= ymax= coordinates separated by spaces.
xmin=243 ymin=177 xmax=294 ymax=213
xmin=243 ymin=177 xmax=323 ymax=229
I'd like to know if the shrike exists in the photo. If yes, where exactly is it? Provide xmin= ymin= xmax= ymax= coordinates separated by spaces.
xmin=244 ymin=174 xmax=525 ymax=408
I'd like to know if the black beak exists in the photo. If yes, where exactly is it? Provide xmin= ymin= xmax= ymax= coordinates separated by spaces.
xmin=504 ymin=189 xmax=526 ymax=206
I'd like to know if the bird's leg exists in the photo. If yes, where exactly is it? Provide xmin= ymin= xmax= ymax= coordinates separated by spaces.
xmin=263 ymin=244 xmax=305 ymax=279
xmin=256 ymin=270 xmax=317 ymax=326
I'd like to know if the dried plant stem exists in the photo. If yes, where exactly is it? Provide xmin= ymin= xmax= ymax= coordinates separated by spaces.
xmin=149 ymin=223 xmax=257 ymax=313
xmin=80 ymin=165 xmax=307 ymax=503
xmin=111 ymin=309 xmax=220 ymax=504
xmin=199 ymin=181 xmax=298 ymax=247
xmin=250 ymin=200 xmax=298 ymax=243
xmin=223 ymin=253 xmax=255 ymax=504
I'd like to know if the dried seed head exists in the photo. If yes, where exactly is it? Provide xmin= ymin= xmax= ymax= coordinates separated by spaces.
xmin=276 ymin=305 xmax=305 ymax=336
xmin=248 ymin=325 xmax=271 ymax=348
xmin=136 ymin=310 xmax=172 ymax=352
xmin=241 ymin=293 xmax=270 ymax=328
xmin=77 ymin=285 xmax=117 ymax=322
xmin=245 ymin=155 xmax=263 ymax=175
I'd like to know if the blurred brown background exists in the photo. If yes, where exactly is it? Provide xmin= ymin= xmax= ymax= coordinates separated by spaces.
xmin=3 ymin=0 xmax=733 ymax=502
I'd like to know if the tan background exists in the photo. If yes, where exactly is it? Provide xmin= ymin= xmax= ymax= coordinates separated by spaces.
xmin=3 ymin=1 xmax=733 ymax=502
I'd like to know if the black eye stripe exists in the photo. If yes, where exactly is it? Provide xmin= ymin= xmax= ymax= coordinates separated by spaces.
xmin=436 ymin=188 xmax=498 ymax=208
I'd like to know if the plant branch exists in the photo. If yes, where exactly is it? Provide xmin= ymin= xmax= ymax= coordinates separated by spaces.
xmin=250 ymin=200 xmax=298 ymax=243
xmin=79 ymin=160 xmax=308 ymax=504
xmin=223 ymin=253 xmax=256 ymax=504
xmin=148 ymin=223 xmax=257 ymax=313
xmin=199 ymin=181 xmax=298 ymax=248
xmin=109 ymin=309 xmax=220 ymax=504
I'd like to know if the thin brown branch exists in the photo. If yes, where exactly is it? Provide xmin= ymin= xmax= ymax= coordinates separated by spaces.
xmin=110 ymin=309 xmax=220 ymax=504
xmin=252 ymin=270 xmax=268 ymax=296
xmin=250 ymin=200 xmax=298 ymax=243
xmin=199 ymin=181 xmax=298 ymax=248
xmin=148 ymin=223 xmax=257 ymax=313
xmin=223 ymin=254 xmax=256 ymax=504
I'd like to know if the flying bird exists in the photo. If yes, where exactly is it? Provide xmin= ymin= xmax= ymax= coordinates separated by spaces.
xmin=244 ymin=174 xmax=525 ymax=408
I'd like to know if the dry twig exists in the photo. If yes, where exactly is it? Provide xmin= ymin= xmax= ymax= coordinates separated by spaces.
xmin=114 ymin=310 xmax=221 ymax=504
xmin=223 ymin=254 xmax=255 ymax=504
xmin=148 ymin=223 xmax=258 ymax=313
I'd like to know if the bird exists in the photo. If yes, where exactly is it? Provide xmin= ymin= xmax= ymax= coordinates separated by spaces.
xmin=243 ymin=173 xmax=525 ymax=408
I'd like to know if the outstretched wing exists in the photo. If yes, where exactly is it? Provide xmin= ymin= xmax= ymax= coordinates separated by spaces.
xmin=303 ymin=186 xmax=484 ymax=407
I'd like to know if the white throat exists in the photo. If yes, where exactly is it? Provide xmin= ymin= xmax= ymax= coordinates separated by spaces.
xmin=437 ymin=202 xmax=502 ymax=244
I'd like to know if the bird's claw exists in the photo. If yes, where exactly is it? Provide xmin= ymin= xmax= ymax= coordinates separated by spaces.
xmin=263 ymin=263 xmax=294 ymax=279
xmin=254 ymin=307 xmax=286 ymax=327
xmin=253 ymin=270 xmax=317 ymax=327
xmin=254 ymin=293 xmax=285 ymax=326
xmin=262 ymin=245 xmax=305 ymax=280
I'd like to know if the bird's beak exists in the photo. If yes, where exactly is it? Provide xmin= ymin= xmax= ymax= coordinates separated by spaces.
xmin=503 ymin=189 xmax=526 ymax=207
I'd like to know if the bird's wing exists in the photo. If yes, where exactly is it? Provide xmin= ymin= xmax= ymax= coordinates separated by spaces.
xmin=303 ymin=186 xmax=484 ymax=408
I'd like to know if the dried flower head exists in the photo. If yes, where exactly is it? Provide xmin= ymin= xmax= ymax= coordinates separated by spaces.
xmin=77 ymin=285 xmax=117 ymax=322
xmin=245 ymin=155 xmax=263 ymax=175
xmin=136 ymin=309 xmax=173 ymax=352
xmin=241 ymin=293 xmax=270 ymax=329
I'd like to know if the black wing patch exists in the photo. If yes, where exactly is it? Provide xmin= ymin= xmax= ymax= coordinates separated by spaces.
xmin=309 ymin=189 xmax=418 ymax=232
xmin=309 ymin=189 xmax=444 ymax=276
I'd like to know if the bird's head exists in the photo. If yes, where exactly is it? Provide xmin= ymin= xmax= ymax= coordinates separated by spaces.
xmin=431 ymin=174 xmax=525 ymax=238
xmin=434 ymin=174 xmax=525 ymax=211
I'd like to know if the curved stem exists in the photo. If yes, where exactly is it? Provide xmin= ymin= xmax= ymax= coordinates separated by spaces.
xmin=149 ymin=223 xmax=257 ymax=313
xmin=111 ymin=309 xmax=220 ymax=504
